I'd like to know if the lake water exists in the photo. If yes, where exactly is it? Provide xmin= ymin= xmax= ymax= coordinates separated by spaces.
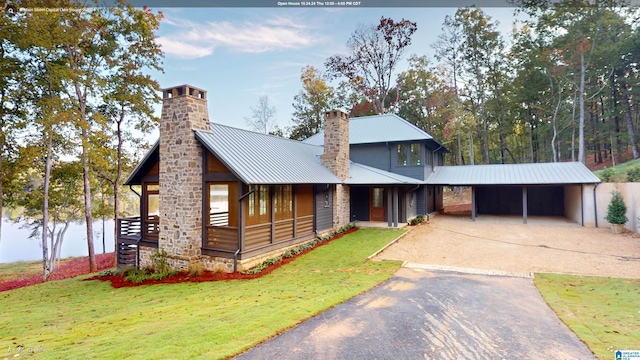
xmin=0 ymin=219 xmax=115 ymax=263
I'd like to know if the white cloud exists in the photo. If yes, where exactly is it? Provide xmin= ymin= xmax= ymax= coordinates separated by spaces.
xmin=158 ymin=16 xmax=318 ymax=59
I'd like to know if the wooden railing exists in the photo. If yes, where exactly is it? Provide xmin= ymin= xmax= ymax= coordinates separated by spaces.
xmin=145 ymin=216 xmax=159 ymax=240
xmin=117 ymin=217 xmax=142 ymax=240
xmin=210 ymin=211 xmax=229 ymax=227
xmin=296 ymin=215 xmax=314 ymax=235
xmin=204 ymin=226 xmax=237 ymax=251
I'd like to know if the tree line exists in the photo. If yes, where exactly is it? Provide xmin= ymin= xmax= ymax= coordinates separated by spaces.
xmin=283 ymin=2 xmax=640 ymax=169
xmin=0 ymin=1 xmax=162 ymax=279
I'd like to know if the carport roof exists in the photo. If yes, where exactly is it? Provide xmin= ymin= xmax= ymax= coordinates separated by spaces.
xmin=426 ymin=162 xmax=601 ymax=186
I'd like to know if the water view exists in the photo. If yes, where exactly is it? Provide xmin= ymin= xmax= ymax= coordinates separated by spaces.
xmin=0 ymin=220 xmax=115 ymax=263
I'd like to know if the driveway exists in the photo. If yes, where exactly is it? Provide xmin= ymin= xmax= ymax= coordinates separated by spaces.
xmin=235 ymin=268 xmax=594 ymax=360
xmin=377 ymin=215 xmax=640 ymax=278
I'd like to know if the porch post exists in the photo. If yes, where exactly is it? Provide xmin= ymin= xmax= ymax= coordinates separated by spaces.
xmin=393 ymin=187 xmax=399 ymax=227
xmin=522 ymin=186 xmax=528 ymax=224
xmin=387 ymin=187 xmax=392 ymax=227
xmin=238 ymin=181 xmax=245 ymax=252
xmin=471 ymin=186 xmax=476 ymax=222
xmin=292 ymin=185 xmax=297 ymax=238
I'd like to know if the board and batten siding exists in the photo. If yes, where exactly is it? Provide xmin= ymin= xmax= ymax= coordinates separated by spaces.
xmin=350 ymin=144 xmax=391 ymax=172
xmin=315 ymin=185 xmax=333 ymax=232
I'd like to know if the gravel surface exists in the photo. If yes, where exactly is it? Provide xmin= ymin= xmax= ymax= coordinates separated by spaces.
xmin=376 ymin=215 xmax=640 ymax=279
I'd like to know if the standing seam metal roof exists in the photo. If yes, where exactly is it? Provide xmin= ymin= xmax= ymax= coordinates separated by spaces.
xmin=195 ymin=124 xmax=341 ymax=185
xmin=425 ymin=162 xmax=601 ymax=186
xmin=303 ymin=114 xmax=443 ymax=148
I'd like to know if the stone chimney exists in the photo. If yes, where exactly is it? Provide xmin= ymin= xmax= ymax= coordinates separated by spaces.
xmin=321 ymin=109 xmax=350 ymax=228
xmin=158 ymin=85 xmax=210 ymax=269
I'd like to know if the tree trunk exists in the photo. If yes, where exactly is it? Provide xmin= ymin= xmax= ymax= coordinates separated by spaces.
xmin=113 ymin=110 xmax=124 ymax=266
xmin=457 ymin=132 xmax=463 ymax=166
xmin=550 ymin=79 xmax=562 ymax=163
xmin=619 ymin=79 xmax=639 ymax=159
xmin=578 ymin=53 xmax=586 ymax=164
xmin=81 ymin=125 xmax=96 ymax=272
xmin=469 ymin=130 xmax=474 ymax=165
xmin=481 ymin=99 xmax=489 ymax=164
xmin=42 ymin=133 xmax=53 ymax=281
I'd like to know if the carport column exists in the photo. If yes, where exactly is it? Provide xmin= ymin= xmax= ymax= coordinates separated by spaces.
xmin=471 ymin=186 xmax=476 ymax=222
xmin=393 ymin=187 xmax=399 ymax=227
xmin=387 ymin=187 xmax=392 ymax=227
xmin=522 ymin=186 xmax=528 ymax=224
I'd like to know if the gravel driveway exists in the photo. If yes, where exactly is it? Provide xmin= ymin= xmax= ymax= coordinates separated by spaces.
xmin=376 ymin=215 xmax=640 ymax=278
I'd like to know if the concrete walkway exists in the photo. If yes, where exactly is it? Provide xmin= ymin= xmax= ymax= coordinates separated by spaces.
xmin=235 ymin=267 xmax=594 ymax=360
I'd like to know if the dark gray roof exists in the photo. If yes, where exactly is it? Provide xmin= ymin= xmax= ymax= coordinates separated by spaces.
xmin=347 ymin=162 xmax=424 ymax=185
xmin=425 ymin=162 xmax=601 ymax=186
xmin=303 ymin=114 xmax=445 ymax=149
xmin=195 ymin=124 xmax=341 ymax=185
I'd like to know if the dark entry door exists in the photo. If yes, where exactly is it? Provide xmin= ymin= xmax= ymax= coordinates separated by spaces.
xmin=370 ymin=187 xmax=385 ymax=222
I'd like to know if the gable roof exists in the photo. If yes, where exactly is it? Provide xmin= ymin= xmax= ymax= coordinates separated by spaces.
xmin=195 ymin=124 xmax=341 ymax=185
xmin=303 ymin=114 xmax=446 ymax=150
xmin=425 ymin=162 xmax=601 ymax=186
xmin=125 ymin=141 xmax=159 ymax=185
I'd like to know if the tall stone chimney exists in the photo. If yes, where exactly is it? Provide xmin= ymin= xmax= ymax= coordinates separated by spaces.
xmin=158 ymin=85 xmax=210 ymax=269
xmin=321 ymin=110 xmax=350 ymax=228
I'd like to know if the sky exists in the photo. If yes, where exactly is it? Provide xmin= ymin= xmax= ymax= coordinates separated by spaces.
xmin=149 ymin=5 xmax=524 ymax=134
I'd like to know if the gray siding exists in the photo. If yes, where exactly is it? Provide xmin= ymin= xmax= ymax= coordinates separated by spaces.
xmin=417 ymin=185 xmax=426 ymax=215
xmin=406 ymin=190 xmax=418 ymax=220
xmin=315 ymin=185 xmax=333 ymax=231
xmin=350 ymin=144 xmax=391 ymax=171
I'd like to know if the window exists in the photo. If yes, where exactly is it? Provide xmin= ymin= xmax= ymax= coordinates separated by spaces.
xmin=208 ymin=182 xmax=238 ymax=227
xmin=248 ymin=192 xmax=255 ymax=217
xmin=274 ymin=185 xmax=293 ymax=221
xmin=410 ymin=144 xmax=421 ymax=165
xmin=397 ymin=144 xmax=407 ymax=166
xmin=145 ymin=183 xmax=160 ymax=216
xmin=372 ymin=188 xmax=384 ymax=208
xmin=259 ymin=185 xmax=269 ymax=216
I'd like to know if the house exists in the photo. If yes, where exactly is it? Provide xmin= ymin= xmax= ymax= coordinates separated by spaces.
xmin=119 ymin=84 xmax=600 ymax=272
xmin=119 ymin=84 xmax=445 ymax=272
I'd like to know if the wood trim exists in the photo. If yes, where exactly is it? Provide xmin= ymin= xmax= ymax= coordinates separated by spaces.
xmin=203 ymin=173 xmax=237 ymax=182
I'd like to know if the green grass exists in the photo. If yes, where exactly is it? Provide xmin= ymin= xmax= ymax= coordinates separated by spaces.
xmin=594 ymin=158 xmax=640 ymax=182
xmin=535 ymin=273 xmax=640 ymax=360
xmin=0 ymin=228 xmax=404 ymax=359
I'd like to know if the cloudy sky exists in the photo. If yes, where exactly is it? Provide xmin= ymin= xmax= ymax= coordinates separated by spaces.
xmin=151 ymin=5 xmax=523 ymax=132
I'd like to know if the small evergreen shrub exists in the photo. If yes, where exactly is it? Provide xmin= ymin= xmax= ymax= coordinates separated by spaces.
xmin=605 ymin=191 xmax=628 ymax=225
xmin=125 ymin=269 xmax=149 ymax=284
xmin=410 ymin=215 xmax=425 ymax=225
xmin=626 ymin=166 xmax=640 ymax=182
xmin=599 ymin=167 xmax=615 ymax=182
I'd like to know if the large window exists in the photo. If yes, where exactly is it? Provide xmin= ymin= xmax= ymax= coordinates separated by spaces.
xmin=143 ymin=183 xmax=159 ymax=240
xmin=274 ymin=185 xmax=293 ymax=221
xmin=247 ymin=185 xmax=270 ymax=226
xmin=208 ymin=182 xmax=237 ymax=227
xmin=397 ymin=143 xmax=422 ymax=166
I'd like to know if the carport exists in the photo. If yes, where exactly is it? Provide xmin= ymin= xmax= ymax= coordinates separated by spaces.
xmin=426 ymin=162 xmax=601 ymax=226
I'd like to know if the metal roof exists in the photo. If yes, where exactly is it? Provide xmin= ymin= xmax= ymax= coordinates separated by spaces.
xmin=347 ymin=162 xmax=424 ymax=185
xmin=195 ymin=124 xmax=341 ymax=185
xmin=425 ymin=162 xmax=601 ymax=186
xmin=303 ymin=114 xmax=445 ymax=149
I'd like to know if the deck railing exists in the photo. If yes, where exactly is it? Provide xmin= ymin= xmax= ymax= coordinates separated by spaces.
xmin=117 ymin=216 xmax=142 ymax=240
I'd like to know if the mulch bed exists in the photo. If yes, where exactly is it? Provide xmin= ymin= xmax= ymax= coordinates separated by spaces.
xmin=87 ymin=227 xmax=359 ymax=288
xmin=0 ymin=253 xmax=115 ymax=292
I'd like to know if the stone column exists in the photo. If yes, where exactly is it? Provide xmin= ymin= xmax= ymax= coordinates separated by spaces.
xmin=158 ymin=85 xmax=210 ymax=269
xmin=321 ymin=110 xmax=351 ymax=228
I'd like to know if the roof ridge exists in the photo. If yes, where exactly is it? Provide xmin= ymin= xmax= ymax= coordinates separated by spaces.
xmin=203 ymin=122 xmax=324 ymax=149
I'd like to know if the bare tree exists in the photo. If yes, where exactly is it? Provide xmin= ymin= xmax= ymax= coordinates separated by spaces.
xmin=325 ymin=17 xmax=417 ymax=114
xmin=245 ymin=96 xmax=277 ymax=134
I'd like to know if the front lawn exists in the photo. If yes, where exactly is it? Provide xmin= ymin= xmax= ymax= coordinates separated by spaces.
xmin=0 ymin=228 xmax=404 ymax=359
xmin=535 ymin=273 xmax=640 ymax=360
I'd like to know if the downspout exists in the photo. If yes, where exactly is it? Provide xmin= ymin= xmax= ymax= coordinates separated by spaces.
xmin=236 ymin=185 xmax=257 ymax=272
xmin=129 ymin=185 xmax=141 ymax=197
xmin=593 ymin=183 xmax=598 ymax=228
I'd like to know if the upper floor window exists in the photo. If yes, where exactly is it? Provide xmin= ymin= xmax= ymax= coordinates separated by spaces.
xmin=397 ymin=143 xmax=421 ymax=166
xmin=397 ymin=144 xmax=407 ymax=166
xmin=410 ymin=144 xmax=421 ymax=166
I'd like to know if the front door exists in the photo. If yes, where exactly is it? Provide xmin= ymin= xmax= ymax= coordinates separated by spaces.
xmin=370 ymin=187 xmax=385 ymax=222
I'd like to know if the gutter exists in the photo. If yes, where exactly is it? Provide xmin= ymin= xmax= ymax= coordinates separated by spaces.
xmin=129 ymin=185 xmax=141 ymax=197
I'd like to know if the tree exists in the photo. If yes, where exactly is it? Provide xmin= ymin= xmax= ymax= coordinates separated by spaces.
xmin=325 ymin=17 xmax=417 ymax=114
xmin=245 ymin=96 xmax=277 ymax=134
xmin=289 ymin=66 xmax=335 ymax=141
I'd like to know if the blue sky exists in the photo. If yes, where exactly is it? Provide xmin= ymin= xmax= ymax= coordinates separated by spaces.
xmin=150 ymin=6 xmax=523 ymax=133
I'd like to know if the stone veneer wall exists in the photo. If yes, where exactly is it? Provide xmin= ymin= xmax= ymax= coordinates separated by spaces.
xmin=158 ymin=85 xmax=211 ymax=270
xmin=321 ymin=110 xmax=351 ymax=227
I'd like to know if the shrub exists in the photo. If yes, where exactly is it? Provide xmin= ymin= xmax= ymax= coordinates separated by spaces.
xmin=125 ymin=269 xmax=149 ymax=284
xmin=626 ymin=166 xmax=640 ymax=182
xmin=410 ymin=215 xmax=425 ymax=226
xmin=188 ymin=262 xmax=204 ymax=277
xmin=605 ymin=191 xmax=628 ymax=225
xmin=599 ymin=167 xmax=615 ymax=182
xmin=150 ymin=249 xmax=171 ymax=275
